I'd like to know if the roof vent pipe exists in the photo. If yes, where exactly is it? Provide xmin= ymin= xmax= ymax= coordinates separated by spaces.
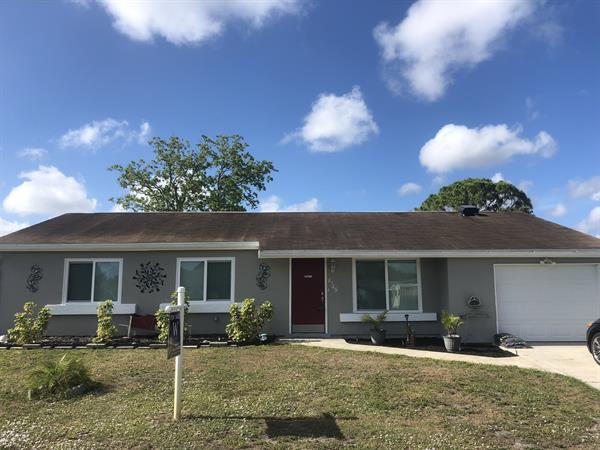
xmin=460 ymin=205 xmax=479 ymax=216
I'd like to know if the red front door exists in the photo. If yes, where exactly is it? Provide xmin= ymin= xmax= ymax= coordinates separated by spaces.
xmin=292 ymin=258 xmax=325 ymax=333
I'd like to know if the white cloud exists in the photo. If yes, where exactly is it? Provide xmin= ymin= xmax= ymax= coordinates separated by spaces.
xmin=525 ymin=96 xmax=539 ymax=120
xmin=0 ymin=217 xmax=29 ymax=237
xmin=568 ymin=176 xmax=600 ymax=201
xmin=489 ymin=174 xmax=532 ymax=192
xmin=259 ymin=195 xmax=320 ymax=212
xmin=138 ymin=121 xmax=151 ymax=144
xmin=532 ymin=19 xmax=564 ymax=48
xmin=110 ymin=203 xmax=127 ymax=212
xmin=3 ymin=166 xmax=97 ymax=216
xmin=517 ymin=180 xmax=534 ymax=193
xmin=93 ymin=0 xmax=302 ymax=45
xmin=419 ymin=124 xmax=557 ymax=173
xmin=431 ymin=175 xmax=445 ymax=187
xmin=549 ymin=202 xmax=567 ymax=217
xmin=578 ymin=207 xmax=600 ymax=236
xmin=491 ymin=172 xmax=504 ymax=183
xmin=59 ymin=119 xmax=151 ymax=150
xmin=397 ymin=182 xmax=422 ymax=197
xmin=283 ymin=86 xmax=378 ymax=152
xmin=18 ymin=147 xmax=47 ymax=161
xmin=373 ymin=0 xmax=536 ymax=101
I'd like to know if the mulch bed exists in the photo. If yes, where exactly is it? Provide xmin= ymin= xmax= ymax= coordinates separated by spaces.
xmin=345 ymin=337 xmax=516 ymax=358
xmin=0 ymin=334 xmax=276 ymax=349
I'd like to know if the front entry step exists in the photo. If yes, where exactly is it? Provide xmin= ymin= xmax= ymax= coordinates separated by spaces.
xmin=292 ymin=324 xmax=325 ymax=333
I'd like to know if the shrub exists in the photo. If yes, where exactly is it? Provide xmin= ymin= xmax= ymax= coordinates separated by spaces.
xmin=7 ymin=301 xmax=51 ymax=345
xmin=441 ymin=310 xmax=464 ymax=336
xmin=92 ymin=300 xmax=118 ymax=344
xmin=226 ymin=298 xmax=273 ymax=344
xmin=361 ymin=310 xmax=388 ymax=331
xmin=155 ymin=291 xmax=190 ymax=342
xmin=26 ymin=354 xmax=94 ymax=400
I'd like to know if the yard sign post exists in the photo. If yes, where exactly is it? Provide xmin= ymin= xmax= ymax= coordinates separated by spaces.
xmin=165 ymin=286 xmax=185 ymax=421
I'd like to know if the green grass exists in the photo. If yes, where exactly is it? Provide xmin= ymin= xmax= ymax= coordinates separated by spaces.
xmin=1 ymin=344 xmax=600 ymax=449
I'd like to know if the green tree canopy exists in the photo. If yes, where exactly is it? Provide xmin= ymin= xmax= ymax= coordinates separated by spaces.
xmin=109 ymin=135 xmax=276 ymax=212
xmin=416 ymin=178 xmax=533 ymax=213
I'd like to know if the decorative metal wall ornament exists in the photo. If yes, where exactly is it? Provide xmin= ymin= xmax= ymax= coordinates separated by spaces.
xmin=466 ymin=295 xmax=482 ymax=309
xmin=26 ymin=264 xmax=43 ymax=293
xmin=133 ymin=262 xmax=167 ymax=293
xmin=256 ymin=263 xmax=271 ymax=290
xmin=327 ymin=259 xmax=338 ymax=293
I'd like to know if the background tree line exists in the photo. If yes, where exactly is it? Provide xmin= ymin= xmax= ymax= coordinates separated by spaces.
xmin=110 ymin=134 xmax=533 ymax=214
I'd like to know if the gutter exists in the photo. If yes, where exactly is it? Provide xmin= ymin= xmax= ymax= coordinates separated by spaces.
xmin=1 ymin=242 xmax=599 ymax=258
xmin=257 ymin=249 xmax=600 ymax=259
xmin=0 ymin=241 xmax=261 ymax=252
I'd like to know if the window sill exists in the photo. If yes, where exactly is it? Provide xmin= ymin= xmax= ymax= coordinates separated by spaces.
xmin=339 ymin=312 xmax=437 ymax=322
xmin=46 ymin=303 xmax=137 ymax=315
xmin=159 ymin=301 xmax=235 ymax=314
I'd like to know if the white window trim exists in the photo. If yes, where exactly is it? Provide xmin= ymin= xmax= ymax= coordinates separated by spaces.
xmin=176 ymin=257 xmax=235 ymax=303
xmin=352 ymin=257 xmax=423 ymax=314
xmin=340 ymin=312 xmax=436 ymax=322
xmin=61 ymin=258 xmax=124 ymax=304
xmin=46 ymin=303 xmax=136 ymax=316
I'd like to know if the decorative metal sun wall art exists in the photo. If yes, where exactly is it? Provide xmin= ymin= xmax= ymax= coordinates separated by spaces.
xmin=256 ymin=263 xmax=271 ymax=290
xmin=26 ymin=264 xmax=43 ymax=293
xmin=133 ymin=262 xmax=167 ymax=293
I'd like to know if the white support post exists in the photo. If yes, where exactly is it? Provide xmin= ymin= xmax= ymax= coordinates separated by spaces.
xmin=174 ymin=286 xmax=184 ymax=421
xmin=166 ymin=286 xmax=185 ymax=421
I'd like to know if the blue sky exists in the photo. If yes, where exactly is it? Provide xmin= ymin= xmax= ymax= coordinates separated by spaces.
xmin=0 ymin=0 xmax=599 ymax=236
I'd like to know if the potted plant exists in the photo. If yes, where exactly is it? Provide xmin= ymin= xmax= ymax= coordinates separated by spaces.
xmin=441 ymin=310 xmax=464 ymax=352
xmin=361 ymin=310 xmax=388 ymax=345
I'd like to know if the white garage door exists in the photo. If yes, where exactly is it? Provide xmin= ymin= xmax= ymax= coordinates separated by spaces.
xmin=495 ymin=264 xmax=600 ymax=341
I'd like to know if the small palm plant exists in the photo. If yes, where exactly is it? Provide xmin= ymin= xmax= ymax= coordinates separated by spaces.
xmin=361 ymin=310 xmax=388 ymax=331
xmin=441 ymin=310 xmax=464 ymax=352
xmin=361 ymin=310 xmax=388 ymax=345
xmin=441 ymin=311 xmax=464 ymax=336
xmin=26 ymin=354 xmax=94 ymax=400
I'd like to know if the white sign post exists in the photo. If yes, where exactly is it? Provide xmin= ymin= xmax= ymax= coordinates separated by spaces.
xmin=165 ymin=286 xmax=185 ymax=421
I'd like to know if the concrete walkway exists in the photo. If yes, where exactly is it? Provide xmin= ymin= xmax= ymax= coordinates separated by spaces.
xmin=286 ymin=339 xmax=600 ymax=390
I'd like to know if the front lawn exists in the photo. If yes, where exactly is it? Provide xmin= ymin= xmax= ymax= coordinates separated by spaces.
xmin=1 ymin=345 xmax=599 ymax=449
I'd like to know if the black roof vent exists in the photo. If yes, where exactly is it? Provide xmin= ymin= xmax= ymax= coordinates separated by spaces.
xmin=460 ymin=205 xmax=479 ymax=217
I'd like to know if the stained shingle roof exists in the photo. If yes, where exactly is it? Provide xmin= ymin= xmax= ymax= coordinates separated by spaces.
xmin=0 ymin=212 xmax=599 ymax=251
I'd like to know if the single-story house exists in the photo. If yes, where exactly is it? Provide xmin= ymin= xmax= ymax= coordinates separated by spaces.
xmin=1 ymin=211 xmax=599 ymax=342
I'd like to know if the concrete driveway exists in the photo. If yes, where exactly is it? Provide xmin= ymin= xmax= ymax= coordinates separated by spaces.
xmin=512 ymin=343 xmax=600 ymax=390
xmin=293 ymin=339 xmax=600 ymax=390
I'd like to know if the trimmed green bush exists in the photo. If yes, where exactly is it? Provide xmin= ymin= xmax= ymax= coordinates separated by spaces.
xmin=7 ymin=301 xmax=51 ymax=345
xmin=226 ymin=298 xmax=273 ymax=344
xmin=26 ymin=354 xmax=94 ymax=400
xmin=155 ymin=291 xmax=190 ymax=342
xmin=92 ymin=300 xmax=118 ymax=344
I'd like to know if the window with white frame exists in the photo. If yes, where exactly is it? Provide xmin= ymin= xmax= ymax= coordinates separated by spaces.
xmin=177 ymin=258 xmax=234 ymax=302
xmin=355 ymin=259 xmax=421 ymax=311
xmin=64 ymin=259 xmax=122 ymax=303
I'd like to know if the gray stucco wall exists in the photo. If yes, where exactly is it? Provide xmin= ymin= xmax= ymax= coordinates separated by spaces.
xmin=327 ymin=257 xmax=600 ymax=342
xmin=326 ymin=258 xmax=448 ymax=338
xmin=447 ymin=257 xmax=600 ymax=343
xmin=2 ymin=251 xmax=599 ymax=343
xmin=0 ymin=251 xmax=289 ymax=336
